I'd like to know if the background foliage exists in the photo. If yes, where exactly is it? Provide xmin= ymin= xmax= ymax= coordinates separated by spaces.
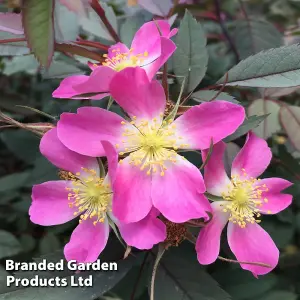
xmin=0 ymin=0 xmax=300 ymax=299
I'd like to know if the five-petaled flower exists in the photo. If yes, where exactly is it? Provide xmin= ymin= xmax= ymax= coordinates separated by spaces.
xmin=55 ymin=67 xmax=245 ymax=225
xmin=52 ymin=20 xmax=177 ymax=100
xmin=196 ymin=133 xmax=293 ymax=276
xmin=29 ymin=128 xmax=167 ymax=263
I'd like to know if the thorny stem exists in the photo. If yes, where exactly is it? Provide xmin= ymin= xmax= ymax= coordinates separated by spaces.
xmin=214 ymin=0 xmax=240 ymax=63
xmin=218 ymin=256 xmax=272 ymax=268
xmin=130 ymin=252 xmax=149 ymax=300
xmin=90 ymin=0 xmax=121 ymax=43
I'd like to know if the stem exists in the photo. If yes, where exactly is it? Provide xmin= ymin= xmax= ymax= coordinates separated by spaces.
xmin=130 ymin=252 xmax=149 ymax=300
xmin=150 ymin=245 xmax=166 ymax=300
xmin=90 ymin=0 xmax=121 ymax=43
xmin=0 ymin=37 xmax=26 ymax=44
xmin=162 ymin=63 xmax=169 ymax=101
xmin=167 ymin=0 xmax=180 ymax=18
xmin=75 ymin=40 xmax=109 ymax=51
xmin=214 ymin=0 xmax=239 ymax=63
xmin=218 ymin=256 xmax=272 ymax=268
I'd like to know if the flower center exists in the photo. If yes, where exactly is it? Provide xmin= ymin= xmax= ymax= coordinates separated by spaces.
xmin=221 ymin=169 xmax=269 ymax=228
xmin=117 ymin=116 xmax=189 ymax=176
xmin=65 ymin=168 xmax=112 ymax=225
xmin=102 ymin=48 xmax=149 ymax=72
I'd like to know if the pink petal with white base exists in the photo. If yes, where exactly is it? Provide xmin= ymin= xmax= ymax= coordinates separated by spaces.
xmin=227 ymin=222 xmax=279 ymax=276
xmin=256 ymin=178 xmax=293 ymax=215
xmin=119 ymin=209 xmax=166 ymax=249
xmin=112 ymin=157 xmax=153 ymax=224
xmin=152 ymin=155 xmax=211 ymax=223
xmin=40 ymin=128 xmax=99 ymax=175
xmin=30 ymin=181 xmax=77 ymax=226
xmin=202 ymin=141 xmax=231 ymax=196
xmin=196 ymin=201 xmax=229 ymax=265
xmin=110 ymin=67 xmax=166 ymax=120
xmin=231 ymin=132 xmax=272 ymax=179
xmin=64 ymin=218 xmax=109 ymax=263
xmin=172 ymin=101 xmax=245 ymax=150
xmin=143 ymin=37 xmax=176 ymax=80
xmin=57 ymin=107 xmax=125 ymax=157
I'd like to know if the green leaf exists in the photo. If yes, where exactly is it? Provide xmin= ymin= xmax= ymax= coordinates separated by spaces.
xmin=79 ymin=1 xmax=117 ymax=42
xmin=224 ymin=114 xmax=269 ymax=142
xmin=262 ymin=220 xmax=295 ymax=248
xmin=173 ymin=10 xmax=208 ymax=92
xmin=248 ymin=99 xmax=281 ymax=139
xmin=3 ymin=55 xmax=39 ymax=75
xmin=280 ymin=105 xmax=300 ymax=151
xmin=233 ymin=19 xmax=283 ymax=60
xmin=213 ymin=269 xmax=277 ymax=300
xmin=152 ymin=246 xmax=230 ymax=300
xmin=217 ymin=44 xmax=300 ymax=87
xmin=22 ymin=0 xmax=55 ymax=67
xmin=0 ymin=172 xmax=30 ymax=192
xmin=120 ymin=15 xmax=145 ymax=47
xmin=192 ymin=90 xmax=239 ymax=103
xmin=257 ymin=291 xmax=298 ymax=300
xmin=0 ymin=230 xmax=22 ymax=259
xmin=0 ymin=130 xmax=40 ymax=164
xmin=39 ymin=232 xmax=61 ymax=255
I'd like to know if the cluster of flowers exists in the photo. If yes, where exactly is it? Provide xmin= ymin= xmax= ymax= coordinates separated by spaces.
xmin=30 ymin=20 xmax=293 ymax=277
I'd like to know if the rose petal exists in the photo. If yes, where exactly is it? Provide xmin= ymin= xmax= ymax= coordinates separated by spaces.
xmin=152 ymin=154 xmax=211 ymax=223
xmin=40 ymin=128 xmax=99 ymax=174
xmin=232 ymin=132 xmax=272 ymax=179
xmin=202 ymin=141 xmax=231 ymax=196
xmin=172 ymin=101 xmax=245 ymax=150
xmin=196 ymin=201 xmax=229 ymax=265
xmin=30 ymin=181 xmax=77 ymax=226
xmin=110 ymin=67 xmax=166 ymax=120
xmin=227 ymin=222 xmax=279 ymax=276
xmin=57 ymin=107 xmax=125 ymax=157
xmin=73 ymin=66 xmax=116 ymax=96
xmin=52 ymin=75 xmax=89 ymax=99
xmin=64 ymin=218 xmax=110 ymax=263
xmin=100 ymin=141 xmax=119 ymax=184
xmin=143 ymin=37 xmax=176 ymax=80
xmin=119 ymin=208 xmax=166 ymax=249
xmin=112 ymin=157 xmax=153 ymax=223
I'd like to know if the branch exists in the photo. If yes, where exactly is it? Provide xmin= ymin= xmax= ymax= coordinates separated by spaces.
xmin=214 ymin=0 xmax=239 ymax=63
xmin=90 ymin=0 xmax=121 ymax=43
xmin=218 ymin=256 xmax=272 ymax=268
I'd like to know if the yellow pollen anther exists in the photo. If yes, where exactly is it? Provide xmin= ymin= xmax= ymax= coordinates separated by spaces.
xmin=221 ymin=171 xmax=268 ymax=228
xmin=66 ymin=169 xmax=112 ymax=226
xmin=101 ymin=48 xmax=149 ymax=71
xmin=118 ymin=116 xmax=190 ymax=176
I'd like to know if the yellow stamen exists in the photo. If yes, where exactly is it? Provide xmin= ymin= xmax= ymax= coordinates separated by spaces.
xmin=221 ymin=171 xmax=269 ymax=228
xmin=101 ymin=47 xmax=149 ymax=71
xmin=66 ymin=168 xmax=112 ymax=226
xmin=118 ymin=117 xmax=189 ymax=176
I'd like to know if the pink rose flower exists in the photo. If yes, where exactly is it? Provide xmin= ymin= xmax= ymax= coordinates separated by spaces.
xmin=196 ymin=132 xmax=293 ymax=276
xmin=52 ymin=20 xmax=177 ymax=100
xmin=30 ymin=128 xmax=166 ymax=263
xmin=56 ymin=67 xmax=245 ymax=225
